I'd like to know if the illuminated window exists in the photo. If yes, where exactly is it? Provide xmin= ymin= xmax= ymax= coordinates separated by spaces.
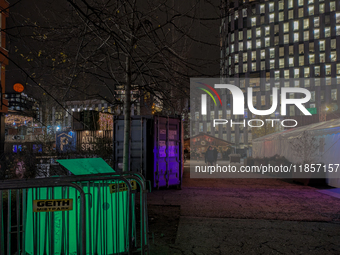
xmin=337 ymin=13 xmax=340 ymax=24
xmin=304 ymin=67 xmax=310 ymax=77
xmin=308 ymin=0 xmax=314 ymax=3
xmin=305 ymin=79 xmax=310 ymax=87
xmin=309 ymin=6 xmax=314 ymax=16
xmin=337 ymin=26 xmax=340 ymax=35
xmin=310 ymin=91 xmax=315 ymax=102
xmin=261 ymin=50 xmax=265 ymax=59
xmin=299 ymin=8 xmax=304 ymax=18
xmin=299 ymin=44 xmax=304 ymax=54
xmin=330 ymin=2 xmax=336 ymax=12
xmin=270 ymin=60 xmax=275 ymax=69
xmin=239 ymin=42 xmax=244 ymax=51
xmin=284 ymin=81 xmax=290 ymax=87
xmin=331 ymin=89 xmax=337 ymax=101
xmin=289 ymin=46 xmax=294 ymax=56
xmin=288 ymin=0 xmax=293 ymax=9
xmin=314 ymin=29 xmax=319 ymax=39
xmin=261 ymin=95 xmax=266 ymax=105
xmin=319 ymin=40 xmax=325 ymax=52
xmin=247 ymin=41 xmax=252 ymax=50
xmin=289 ymin=106 xmax=295 ymax=116
xmin=294 ymin=33 xmax=299 ymax=42
xmin=256 ymin=39 xmax=261 ymax=48
xmin=279 ymin=47 xmax=284 ymax=57
xmin=294 ymin=21 xmax=299 ymax=30
xmin=247 ymin=29 xmax=252 ymax=39
xmin=260 ymin=4 xmax=265 ymax=13
xmin=284 ymin=34 xmax=289 ymax=44
xmin=295 ymin=80 xmax=300 ymax=87
xmin=284 ymin=22 xmax=289 ymax=33
xmin=269 ymin=3 xmax=274 ymax=12
xmin=252 ymin=51 xmax=256 ymax=61
xmin=231 ymin=44 xmax=234 ymax=53
xmin=304 ymin=31 xmax=309 ymax=41
xmin=275 ymin=70 xmax=280 ymax=79
xmin=325 ymin=27 xmax=331 ymax=37
xmin=320 ymin=53 xmax=325 ymax=63
xmin=320 ymin=4 xmax=325 ymax=13
xmin=265 ymin=83 xmax=271 ymax=91
xmin=270 ymin=48 xmax=275 ymax=58
xmin=235 ymin=65 xmax=239 ymax=73
xmin=252 ymin=96 xmax=257 ymax=106
xmin=337 ymin=64 xmax=340 ymax=74
xmin=243 ymin=8 xmax=247 ymax=17
xmin=298 ymin=0 xmax=303 ymax=6
xmin=265 ymin=37 xmax=270 ymax=47
xmin=235 ymin=54 xmax=239 ymax=63
xmin=279 ymin=58 xmax=284 ymax=68
xmin=261 ymin=16 xmax=265 ymax=24
xmin=288 ymin=10 xmax=293 ymax=19
xmin=269 ymin=13 xmax=274 ymax=23
xmin=256 ymin=28 xmax=261 ymax=37
xmin=289 ymin=57 xmax=294 ymax=67
xmin=279 ymin=0 xmax=284 ymax=10
xmin=326 ymin=65 xmax=331 ymax=75
xmin=314 ymin=17 xmax=319 ymax=27
xmin=265 ymin=26 xmax=270 ymax=36
xmin=299 ymin=56 xmax=304 ymax=66
xmin=239 ymin=31 xmax=243 ymax=40
xmin=331 ymin=51 xmax=337 ymax=62
xmin=252 ymin=63 xmax=256 ymax=71
xmin=309 ymin=54 xmax=315 ymax=64
xmin=251 ymin=17 xmax=256 ymax=26
xmin=243 ymin=52 xmax=248 ymax=62
xmin=261 ymin=61 xmax=265 ymax=70
xmin=315 ymin=66 xmax=320 ymax=76
xmin=279 ymin=12 xmax=284 ymax=21
xmin=304 ymin=19 xmax=309 ymax=29
xmin=315 ymin=78 xmax=320 ymax=86
xmin=231 ymin=34 xmax=235 ymax=43
xmin=331 ymin=39 xmax=336 ymax=50
xmin=284 ymin=70 xmax=290 ymax=79
xmin=243 ymin=64 xmax=248 ymax=73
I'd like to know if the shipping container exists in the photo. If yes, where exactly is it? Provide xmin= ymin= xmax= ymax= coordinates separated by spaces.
xmin=113 ymin=115 xmax=183 ymax=189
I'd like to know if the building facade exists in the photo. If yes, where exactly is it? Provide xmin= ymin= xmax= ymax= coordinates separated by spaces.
xmin=217 ymin=0 xmax=340 ymax=149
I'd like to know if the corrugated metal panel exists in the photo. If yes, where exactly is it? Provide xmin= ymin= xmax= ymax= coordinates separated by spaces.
xmin=76 ymin=130 xmax=113 ymax=152
xmin=113 ymin=115 xmax=183 ymax=189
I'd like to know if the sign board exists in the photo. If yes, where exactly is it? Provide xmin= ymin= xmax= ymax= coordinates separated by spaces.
xmin=33 ymin=199 xmax=73 ymax=212
xmin=109 ymin=180 xmax=137 ymax=193
xmin=307 ymin=108 xmax=317 ymax=115
xmin=56 ymin=131 xmax=77 ymax=153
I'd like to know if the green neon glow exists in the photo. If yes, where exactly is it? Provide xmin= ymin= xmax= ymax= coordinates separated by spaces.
xmin=198 ymin=87 xmax=217 ymax=106
xmin=24 ymin=158 xmax=135 ymax=255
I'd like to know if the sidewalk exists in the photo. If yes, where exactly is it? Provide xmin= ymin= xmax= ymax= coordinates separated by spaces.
xmin=148 ymin=160 xmax=340 ymax=254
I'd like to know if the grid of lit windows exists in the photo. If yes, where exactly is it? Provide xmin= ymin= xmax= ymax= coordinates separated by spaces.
xmin=219 ymin=0 xmax=340 ymax=146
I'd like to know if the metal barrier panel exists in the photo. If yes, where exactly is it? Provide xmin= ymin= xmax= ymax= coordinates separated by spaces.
xmin=0 ymin=173 xmax=149 ymax=255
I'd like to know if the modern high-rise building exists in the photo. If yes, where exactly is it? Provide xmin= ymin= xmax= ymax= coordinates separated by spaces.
xmin=217 ymin=0 xmax=340 ymax=151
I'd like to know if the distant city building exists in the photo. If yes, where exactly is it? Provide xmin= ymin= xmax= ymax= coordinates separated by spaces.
xmin=216 ymin=0 xmax=340 ymax=149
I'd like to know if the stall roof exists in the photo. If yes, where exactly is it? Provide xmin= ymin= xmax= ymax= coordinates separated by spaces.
xmin=57 ymin=158 xmax=115 ymax=175
xmin=253 ymin=118 xmax=340 ymax=142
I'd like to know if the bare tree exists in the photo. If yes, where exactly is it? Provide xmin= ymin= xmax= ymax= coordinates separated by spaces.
xmin=6 ymin=0 xmax=221 ymax=171
xmin=289 ymin=131 xmax=324 ymax=164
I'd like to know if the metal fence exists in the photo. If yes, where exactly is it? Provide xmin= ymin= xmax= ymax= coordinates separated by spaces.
xmin=0 ymin=172 xmax=149 ymax=255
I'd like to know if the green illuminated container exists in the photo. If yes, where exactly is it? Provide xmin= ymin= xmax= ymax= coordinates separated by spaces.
xmin=24 ymin=158 xmax=134 ymax=254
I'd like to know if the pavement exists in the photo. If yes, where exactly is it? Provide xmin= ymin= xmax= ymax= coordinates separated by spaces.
xmin=147 ymin=160 xmax=340 ymax=254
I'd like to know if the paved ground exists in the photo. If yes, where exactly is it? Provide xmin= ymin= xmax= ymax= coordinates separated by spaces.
xmin=147 ymin=160 xmax=340 ymax=254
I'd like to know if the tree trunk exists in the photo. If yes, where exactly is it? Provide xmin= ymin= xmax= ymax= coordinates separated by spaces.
xmin=123 ymin=54 xmax=132 ymax=172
